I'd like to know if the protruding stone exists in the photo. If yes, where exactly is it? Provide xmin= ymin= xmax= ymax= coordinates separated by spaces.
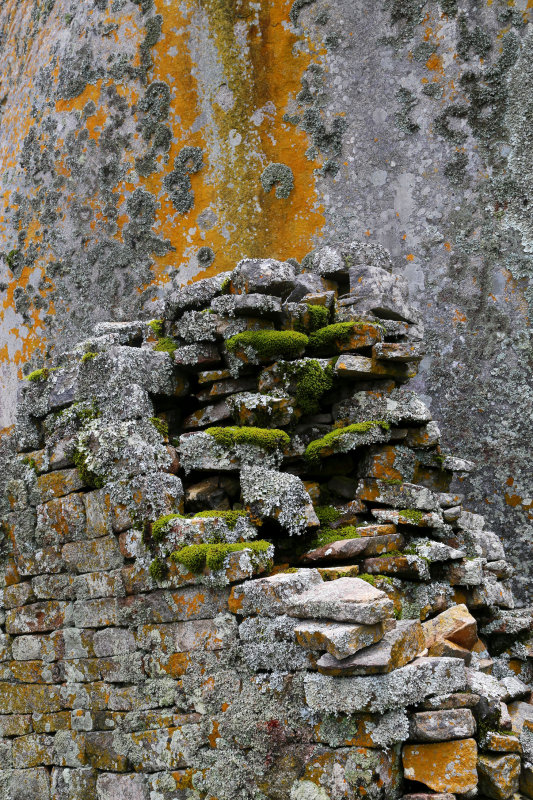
xmin=305 ymin=657 xmax=466 ymax=714
xmin=477 ymin=753 xmax=520 ymax=800
xmin=409 ymin=708 xmax=476 ymax=742
xmin=483 ymin=731 xmax=522 ymax=754
xmin=357 ymin=478 xmax=439 ymax=511
xmin=316 ymin=619 xmax=424 ymax=675
xmin=422 ymin=604 xmax=478 ymax=650
xmin=228 ymin=569 xmax=323 ymax=617
xmin=402 ymin=738 xmax=478 ymax=793
xmin=294 ymin=619 xmax=386 ymax=660
xmin=231 ymin=258 xmax=297 ymax=296
xmin=287 ymin=577 xmax=394 ymax=625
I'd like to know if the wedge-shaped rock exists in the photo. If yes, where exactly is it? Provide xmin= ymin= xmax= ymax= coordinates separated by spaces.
xmin=361 ymin=554 xmax=430 ymax=581
xmin=409 ymin=709 xmax=476 ymax=742
xmin=334 ymin=387 xmax=432 ymax=427
xmin=402 ymin=739 xmax=477 ymax=793
xmin=427 ymin=639 xmax=472 ymax=664
xmin=335 ymin=354 xmax=410 ymax=381
xmin=422 ymin=604 xmax=477 ymax=650
xmin=357 ymin=478 xmax=439 ymax=511
xmin=477 ymin=753 xmax=520 ymax=800
xmin=316 ymin=619 xmax=424 ymax=676
xmin=305 ymin=657 xmax=466 ymax=714
xmin=483 ymin=732 xmax=521 ymax=754
xmin=231 ymin=257 xmax=296 ymax=296
xmin=287 ymin=577 xmax=394 ymax=625
xmin=346 ymin=264 xmax=417 ymax=322
xmin=446 ymin=557 xmax=484 ymax=586
xmin=294 ymin=619 xmax=387 ymax=660
xmin=301 ymin=533 xmax=403 ymax=564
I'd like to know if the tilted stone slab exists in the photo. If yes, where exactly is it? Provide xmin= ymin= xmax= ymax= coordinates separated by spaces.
xmin=402 ymin=738 xmax=478 ymax=794
xmin=316 ymin=619 xmax=424 ymax=676
xmin=287 ymin=577 xmax=394 ymax=625
xmin=357 ymin=478 xmax=439 ymax=511
xmin=301 ymin=533 xmax=404 ymax=563
xmin=409 ymin=708 xmax=476 ymax=742
xmin=294 ymin=619 xmax=387 ymax=660
xmin=304 ymin=657 xmax=466 ymax=714
xmin=228 ymin=569 xmax=323 ymax=617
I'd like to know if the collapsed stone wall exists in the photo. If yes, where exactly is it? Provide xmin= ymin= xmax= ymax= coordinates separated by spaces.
xmin=1 ymin=245 xmax=533 ymax=799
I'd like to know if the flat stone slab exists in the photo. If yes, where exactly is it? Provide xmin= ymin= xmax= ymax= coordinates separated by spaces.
xmin=402 ymin=738 xmax=478 ymax=794
xmin=287 ymin=577 xmax=394 ymax=625
xmin=294 ymin=619 xmax=386 ymax=660
xmin=316 ymin=619 xmax=424 ymax=676
xmin=228 ymin=569 xmax=323 ymax=617
xmin=304 ymin=656 xmax=466 ymax=714
xmin=421 ymin=692 xmax=481 ymax=711
xmin=409 ymin=708 xmax=476 ymax=742
xmin=484 ymin=731 xmax=522 ymax=754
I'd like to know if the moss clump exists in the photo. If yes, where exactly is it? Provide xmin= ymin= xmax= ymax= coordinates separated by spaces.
xmin=296 ymin=360 xmax=334 ymax=415
xmin=171 ymin=540 xmax=271 ymax=574
xmin=22 ymin=456 xmax=38 ymax=473
xmin=73 ymin=448 xmax=104 ymax=489
xmin=314 ymin=505 xmax=342 ymax=527
xmin=220 ymin=277 xmax=231 ymax=295
xmin=226 ymin=330 xmax=308 ymax=360
xmin=149 ymin=319 xmax=164 ymax=337
xmin=205 ymin=426 xmax=290 ymax=452
xmin=305 ymin=421 xmax=390 ymax=464
xmin=307 ymin=322 xmax=359 ymax=352
xmin=399 ymin=509 xmax=424 ymax=523
xmin=150 ymin=417 xmax=169 ymax=439
xmin=81 ymin=352 xmax=98 ymax=363
xmin=154 ymin=336 xmax=178 ymax=355
xmin=149 ymin=557 xmax=168 ymax=582
xmin=193 ymin=509 xmax=248 ymax=530
xmin=151 ymin=513 xmax=187 ymax=542
xmin=312 ymin=525 xmax=362 ymax=549
xmin=359 ymin=573 xmax=394 ymax=586
xmin=26 ymin=368 xmax=51 ymax=382
xmin=306 ymin=304 xmax=330 ymax=332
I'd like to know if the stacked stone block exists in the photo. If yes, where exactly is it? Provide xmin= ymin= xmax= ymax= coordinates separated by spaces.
xmin=1 ymin=242 xmax=533 ymax=799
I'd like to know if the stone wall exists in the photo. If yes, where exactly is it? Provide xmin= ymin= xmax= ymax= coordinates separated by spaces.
xmin=2 ymin=251 xmax=533 ymax=798
xmin=0 ymin=1 xmax=531 ymax=601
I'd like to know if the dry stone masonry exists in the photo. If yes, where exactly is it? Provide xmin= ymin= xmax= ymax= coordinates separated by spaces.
xmin=2 ymin=242 xmax=533 ymax=799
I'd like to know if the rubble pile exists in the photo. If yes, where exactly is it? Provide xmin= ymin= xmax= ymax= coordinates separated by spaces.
xmin=2 ymin=242 xmax=533 ymax=799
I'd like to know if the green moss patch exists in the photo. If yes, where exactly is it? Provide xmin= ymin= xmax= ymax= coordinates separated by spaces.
xmin=171 ymin=540 xmax=272 ymax=573
xmin=226 ymin=330 xmax=308 ymax=360
xmin=294 ymin=360 xmax=333 ymax=415
xmin=26 ymin=368 xmax=52 ymax=382
xmin=307 ymin=322 xmax=359 ymax=352
xmin=81 ymin=352 xmax=98 ymax=363
xmin=149 ymin=556 xmax=168 ymax=582
xmin=305 ymin=420 xmax=390 ymax=464
xmin=193 ymin=509 xmax=248 ymax=530
xmin=154 ymin=336 xmax=178 ymax=355
xmin=304 ymin=304 xmax=330 ymax=332
xmin=149 ymin=319 xmax=164 ymax=337
xmin=73 ymin=448 xmax=105 ymax=490
xmin=314 ymin=505 xmax=342 ymax=527
xmin=311 ymin=525 xmax=362 ymax=549
xmin=398 ymin=509 xmax=424 ymax=523
xmin=150 ymin=417 xmax=169 ymax=439
xmin=205 ymin=426 xmax=290 ymax=451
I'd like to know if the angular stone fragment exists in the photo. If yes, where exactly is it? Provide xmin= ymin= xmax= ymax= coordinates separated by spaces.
xmin=182 ymin=401 xmax=231 ymax=430
xmin=373 ymin=341 xmax=424 ymax=361
xmin=467 ymin=574 xmax=514 ymax=610
xmin=477 ymin=753 xmax=520 ymax=800
xmin=302 ymin=533 xmax=404 ymax=563
xmin=231 ymin=257 xmax=297 ymax=296
xmin=35 ymin=469 xmax=85 ymax=502
xmin=335 ymin=354 xmax=409 ymax=381
xmin=484 ymin=731 xmax=522 ymax=753
xmin=295 ymin=619 xmax=386 ymax=660
xmin=422 ymin=604 xmax=478 ymax=650
xmin=427 ymin=638 xmax=472 ymax=664
xmin=334 ymin=388 xmax=432 ymax=427
xmin=403 ymin=795 xmax=454 ymax=800
xmin=305 ymin=657 xmax=466 ymax=714
xmin=403 ymin=739 xmax=477 ymax=793
xmin=409 ymin=708 xmax=476 ymax=742
xmin=446 ymin=558 xmax=484 ymax=586
xmin=287 ymin=577 xmax=394 ymax=624
xmin=227 ymin=391 xmax=295 ymax=427
xmin=174 ymin=342 xmax=221 ymax=369
xmin=357 ymin=478 xmax=439 ymax=510
xmin=317 ymin=619 xmax=424 ymax=675
xmin=361 ymin=554 xmax=430 ymax=580
xmin=421 ymin=692 xmax=481 ymax=711
xmin=346 ymin=264 xmax=417 ymax=322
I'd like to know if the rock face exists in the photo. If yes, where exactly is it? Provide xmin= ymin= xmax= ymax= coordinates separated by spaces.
xmin=0 ymin=250 xmax=532 ymax=798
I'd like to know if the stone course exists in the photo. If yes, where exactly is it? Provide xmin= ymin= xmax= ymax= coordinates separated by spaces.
xmin=1 ymin=247 xmax=533 ymax=798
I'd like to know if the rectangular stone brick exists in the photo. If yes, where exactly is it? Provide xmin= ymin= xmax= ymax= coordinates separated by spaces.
xmin=18 ymin=546 xmax=66 ymax=577
xmin=35 ymin=469 xmax=85 ymax=502
xmin=85 ymin=731 xmax=129 ymax=771
xmin=96 ymin=773 xmax=150 ymax=800
xmin=62 ymin=658 xmax=102 ymax=683
xmin=126 ymin=728 xmax=189 ymax=771
xmin=6 ymin=600 xmax=72 ymax=634
xmin=0 ymin=683 xmax=62 ymax=714
xmin=32 ymin=574 xmax=76 ymax=600
xmin=60 ymin=681 xmax=110 ymax=711
xmin=3 ymin=580 xmax=35 ymax=609
xmin=73 ymin=598 xmax=119 ymax=628
xmin=83 ymin=488 xmax=113 ymax=538
xmin=36 ymin=493 xmax=86 ymax=546
xmin=51 ymin=767 xmax=98 ymax=800
xmin=93 ymin=628 xmax=136 ymax=657
xmin=53 ymin=730 xmax=87 ymax=768
xmin=0 ymin=767 xmax=51 ymax=799
xmin=7 ymin=659 xmax=64 ymax=684
xmin=74 ymin=570 xmax=125 ymax=601
xmin=62 ymin=535 xmax=123 ymax=573
xmin=32 ymin=712 xmax=72 ymax=733
xmin=0 ymin=714 xmax=32 ymax=736
xmin=118 ymin=587 xmax=229 ymax=626
xmin=97 ymin=653 xmax=145 ymax=683
xmin=12 ymin=733 xmax=54 ymax=768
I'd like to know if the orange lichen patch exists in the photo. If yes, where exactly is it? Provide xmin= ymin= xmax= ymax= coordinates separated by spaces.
xmin=453 ymin=309 xmax=467 ymax=324
xmin=406 ymin=253 xmax=414 ymax=261
xmin=402 ymin=739 xmax=478 ymax=793
xmin=505 ymin=493 xmax=523 ymax=508
xmin=426 ymin=53 xmax=443 ymax=73
xmin=208 ymin=719 xmax=220 ymax=748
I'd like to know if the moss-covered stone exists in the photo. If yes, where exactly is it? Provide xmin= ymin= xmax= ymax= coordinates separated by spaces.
xmin=305 ymin=421 xmax=390 ymax=464
xmin=193 ymin=509 xmax=248 ymax=530
xmin=205 ymin=426 xmax=290 ymax=451
xmin=226 ymin=330 xmax=308 ymax=361
xmin=171 ymin=540 xmax=272 ymax=573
